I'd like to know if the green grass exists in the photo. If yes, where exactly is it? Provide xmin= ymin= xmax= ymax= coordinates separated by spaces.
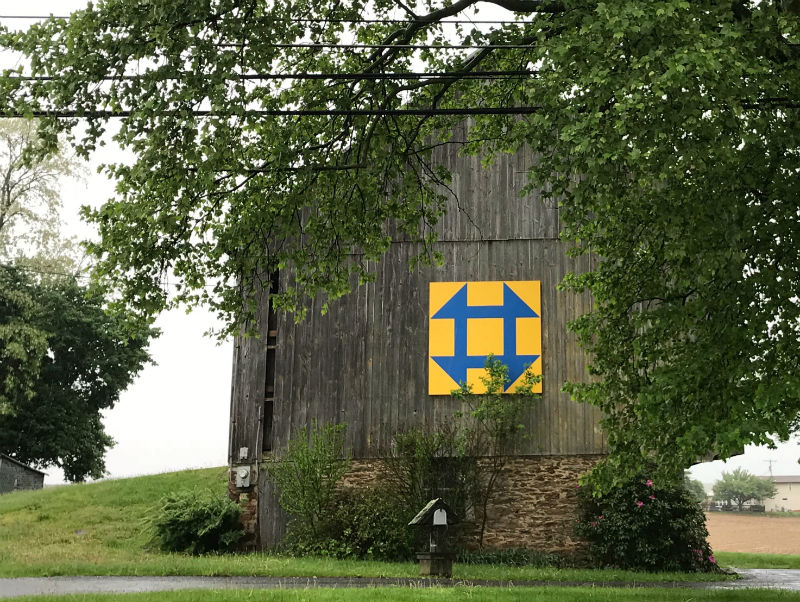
xmin=9 ymin=587 xmax=800 ymax=602
xmin=716 ymin=551 xmax=800 ymax=569
xmin=0 ymin=467 xmax=731 ymax=582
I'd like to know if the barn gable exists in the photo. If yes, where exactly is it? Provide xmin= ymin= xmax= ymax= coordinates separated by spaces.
xmin=228 ymin=135 xmax=606 ymax=550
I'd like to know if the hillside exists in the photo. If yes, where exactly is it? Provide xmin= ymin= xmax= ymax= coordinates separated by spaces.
xmin=0 ymin=467 xmax=228 ymax=576
xmin=0 ymin=466 xmax=749 ymax=583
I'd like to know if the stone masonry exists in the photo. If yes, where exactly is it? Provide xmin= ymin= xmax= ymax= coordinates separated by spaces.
xmin=340 ymin=454 xmax=603 ymax=553
xmin=228 ymin=479 xmax=259 ymax=547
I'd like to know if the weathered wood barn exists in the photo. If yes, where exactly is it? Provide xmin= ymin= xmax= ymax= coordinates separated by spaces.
xmin=228 ymin=127 xmax=607 ymax=550
xmin=0 ymin=453 xmax=45 ymax=494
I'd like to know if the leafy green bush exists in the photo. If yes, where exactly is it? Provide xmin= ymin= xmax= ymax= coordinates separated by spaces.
xmin=146 ymin=489 xmax=243 ymax=554
xmin=267 ymin=421 xmax=415 ymax=560
xmin=265 ymin=421 xmax=350 ymax=537
xmin=283 ymin=487 xmax=416 ymax=561
xmin=576 ymin=467 xmax=718 ymax=572
xmin=382 ymin=356 xmax=538 ymax=548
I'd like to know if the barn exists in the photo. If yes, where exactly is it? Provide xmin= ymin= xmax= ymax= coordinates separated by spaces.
xmin=228 ymin=128 xmax=607 ymax=551
xmin=0 ymin=453 xmax=45 ymax=494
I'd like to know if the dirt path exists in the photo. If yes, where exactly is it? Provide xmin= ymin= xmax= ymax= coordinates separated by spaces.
xmin=706 ymin=513 xmax=800 ymax=554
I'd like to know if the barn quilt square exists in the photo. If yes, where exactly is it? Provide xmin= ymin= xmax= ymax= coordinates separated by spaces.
xmin=428 ymin=281 xmax=542 ymax=395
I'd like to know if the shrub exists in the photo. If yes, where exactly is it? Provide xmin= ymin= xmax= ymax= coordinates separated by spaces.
xmin=146 ymin=489 xmax=243 ymax=554
xmin=576 ymin=467 xmax=718 ymax=572
xmin=283 ymin=486 xmax=416 ymax=561
xmin=264 ymin=421 xmax=350 ymax=537
xmin=383 ymin=422 xmax=479 ymax=521
xmin=382 ymin=356 xmax=539 ymax=548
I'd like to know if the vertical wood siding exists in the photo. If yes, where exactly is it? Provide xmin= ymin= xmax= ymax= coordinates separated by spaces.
xmin=255 ymin=139 xmax=605 ymax=459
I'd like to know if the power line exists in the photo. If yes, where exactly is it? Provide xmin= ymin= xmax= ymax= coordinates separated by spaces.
xmin=1 ymin=262 xmax=223 ymax=290
xmin=1 ymin=106 xmax=542 ymax=118
xmin=0 ymin=15 xmax=529 ymax=24
xmin=2 ymin=41 xmax=535 ymax=51
xmin=9 ymin=70 xmax=538 ymax=82
xmin=1 ymin=262 xmax=90 ymax=281
xmin=214 ymin=43 xmax=534 ymax=49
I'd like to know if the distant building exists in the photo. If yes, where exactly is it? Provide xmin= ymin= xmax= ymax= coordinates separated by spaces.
xmin=0 ymin=453 xmax=45 ymax=494
xmin=764 ymin=476 xmax=800 ymax=512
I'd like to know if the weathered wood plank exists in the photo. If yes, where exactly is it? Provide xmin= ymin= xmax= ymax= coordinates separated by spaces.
xmin=228 ymin=280 xmax=270 ymax=465
xmin=271 ymin=238 xmax=604 ymax=458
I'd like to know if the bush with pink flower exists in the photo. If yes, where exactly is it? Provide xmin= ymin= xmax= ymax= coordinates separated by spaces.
xmin=575 ymin=463 xmax=718 ymax=572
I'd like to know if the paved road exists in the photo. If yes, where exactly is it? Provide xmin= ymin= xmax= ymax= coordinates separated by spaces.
xmin=2 ymin=570 xmax=800 ymax=598
xmin=713 ymin=569 xmax=800 ymax=590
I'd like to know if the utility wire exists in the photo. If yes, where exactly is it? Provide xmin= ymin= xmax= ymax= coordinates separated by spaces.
xmin=1 ymin=107 xmax=542 ymax=118
xmin=1 ymin=262 xmax=220 ymax=289
xmin=213 ymin=43 xmax=534 ymax=49
xmin=1 ymin=42 xmax=534 ymax=50
xmin=0 ymin=15 xmax=529 ymax=24
xmin=9 ymin=71 xmax=538 ymax=82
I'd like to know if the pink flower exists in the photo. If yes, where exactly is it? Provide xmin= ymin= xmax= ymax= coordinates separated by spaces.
xmin=649 ymin=495 xmax=656 ymax=500
xmin=576 ymin=484 xmax=581 ymax=488
xmin=709 ymin=555 xmax=716 ymax=564
xmin=598 ymin=515 xmax=604 ymax=520
xmin=636 ymin=500 xmax=644 ymax=507
xmin=646 ymin=479 xmax=654 ymax=487
xmin=590 ymin=521 xmax=597 ymax=527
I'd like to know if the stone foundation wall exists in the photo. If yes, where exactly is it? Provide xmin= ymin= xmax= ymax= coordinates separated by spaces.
xmin=471 ymin=455 xmax=602 ymax=552
xmin=341 ymin=454 xmax=603 ymax=553
xmin=228 ymin=477 xmax=259 ymax=548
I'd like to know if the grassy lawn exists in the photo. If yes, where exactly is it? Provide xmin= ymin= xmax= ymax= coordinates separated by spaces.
xmin=0 ymin=466 xmax=734 ymax=583
xmin=715 ymin=552 xmax=800 ymax=570
xmin=9 ymin=587 xmax=800 ymax=602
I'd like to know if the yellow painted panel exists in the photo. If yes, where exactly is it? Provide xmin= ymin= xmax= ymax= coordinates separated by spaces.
xmin=429 ymin=319 xmax=455 ymax=356
xmin=466 ymin=367 xmax=490 ymax=394
xmin=467 ymin=318 xmax=503 ymax=356
xmin=467 ymin=281 xmax=503 ymax=307
xmin=507 ymin=280 xmax=541 ymax=315
xmin=429 ymin=357 xmax=458 ymax=395
xmin=516 ymin=317 xmax=542 ymax=356
xmin=429 ymin=282 xmax=466 ymax=316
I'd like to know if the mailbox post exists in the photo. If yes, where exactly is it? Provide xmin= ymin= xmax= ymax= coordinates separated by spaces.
xmin=408 ymin=498 xmax=458 ymax=578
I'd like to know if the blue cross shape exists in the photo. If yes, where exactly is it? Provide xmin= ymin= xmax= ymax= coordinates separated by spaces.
xmin=431 ymin=283 xmax=540 ymax=392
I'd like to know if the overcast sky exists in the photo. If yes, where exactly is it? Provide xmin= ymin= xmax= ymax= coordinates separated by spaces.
xmin=2 ymin=1 xmax=798 ymax=490
xmin=49 ymin=146 xmax=233 ymax=485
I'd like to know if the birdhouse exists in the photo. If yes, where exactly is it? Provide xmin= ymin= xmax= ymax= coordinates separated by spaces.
xmin=408 ymin=498 xmax=458 ymax=577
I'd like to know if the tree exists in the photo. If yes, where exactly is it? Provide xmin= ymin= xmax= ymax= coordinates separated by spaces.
xmin=684 ymin=472 xmax=708 ymax=505
xmin=713 ymin=468 xmax=778 ymax=511
xmin=0 ymin=116 xmax=154 ymax=481
xmin=0 ymin=267 xmax=47 ymax=416
xmin=0 ymin=119 xmax=81 ymax=270
xmin=2 ymin=0 xmax=800 ymax=484
xmin=0 ymin=265 xmax=156 ymax=481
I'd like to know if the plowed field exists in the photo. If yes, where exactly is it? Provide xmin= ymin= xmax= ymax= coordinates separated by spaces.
xmin=706 ymin=513 xmax=800 ymax=554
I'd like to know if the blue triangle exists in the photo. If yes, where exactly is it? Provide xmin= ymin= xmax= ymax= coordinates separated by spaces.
xmin=432 ymin=284 xmax=468 ymax=319
xmin=502 ymin=284 xmax=538 ymax=318
xmin=495 ymin=354 xmax=540 ymax=392
xmin=431 ymin=354 xmax=488 ymax=388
